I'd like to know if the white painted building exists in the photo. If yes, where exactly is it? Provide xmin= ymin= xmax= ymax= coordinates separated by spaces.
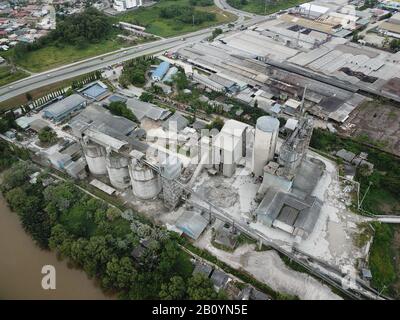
xmin=113 ymin=0 xmax=143 ymax=12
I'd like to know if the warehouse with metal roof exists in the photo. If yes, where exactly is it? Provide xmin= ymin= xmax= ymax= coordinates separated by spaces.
xmin=152 ymin=61 xmax=170 ymax=81
xmin=255 ymin=187 xmax=323 ymax=239
xmin=43 ymin=94 xmax=87 ymax=122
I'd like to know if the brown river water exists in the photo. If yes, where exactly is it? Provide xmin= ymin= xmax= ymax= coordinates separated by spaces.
xmin=0 ymin=195 xmax=113 ymax=300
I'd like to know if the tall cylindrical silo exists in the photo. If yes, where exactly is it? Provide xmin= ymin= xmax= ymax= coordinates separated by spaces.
xmin=106 ymin=152 xmax=131 ymax=190
xmin=82 ymin=141 xmax=107 ymax=175
xmin=129 ymin=159 xmax=161 ymax=199
xmin=252 ymin=116 xmax=280 ymax=177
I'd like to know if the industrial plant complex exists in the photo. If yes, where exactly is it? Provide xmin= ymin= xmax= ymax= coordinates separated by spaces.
xmin=1 ymin=0 xmax=400 ymax=301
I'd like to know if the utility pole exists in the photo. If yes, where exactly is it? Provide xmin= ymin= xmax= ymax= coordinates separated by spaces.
xmin=192 ymin=15 xmax=195 ymax=27
xmin=358 ymin=181 xmax=372 ymax=210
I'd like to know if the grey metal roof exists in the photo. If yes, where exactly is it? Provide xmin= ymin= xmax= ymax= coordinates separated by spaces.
xmin=256 ymin=188 xmax=322 ymax=239
xmin=162 ymin=113 xmax=189 ymax=131
xmin=107 ymin=94 xmax=127 ymax=103
xmin=210 ymin=269 xmax=229 ymax=289
xmin=69 ymin=105 xmax=137 ymax=138
xmin=125 ymin=98 xmax=171 ymax=121
xmin=44 ymin=94 xmax=86 ymax=118
xmin=292 ymin=158 xmax=325 ymax=199
xmin=175 ymin=208 xmax=209 ymax=240
xmin=336 ymin=149 xmax=356 ymax=162
xmin=193 ymin=262 xmax=213 ymax=277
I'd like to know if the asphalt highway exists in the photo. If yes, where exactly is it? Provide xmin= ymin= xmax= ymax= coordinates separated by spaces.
xmin=0 ymin=5 xmax=265 ymax=103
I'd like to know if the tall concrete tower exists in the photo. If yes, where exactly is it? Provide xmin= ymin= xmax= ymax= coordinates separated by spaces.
xmin=252 ymin=116 xmax=280 ymax=177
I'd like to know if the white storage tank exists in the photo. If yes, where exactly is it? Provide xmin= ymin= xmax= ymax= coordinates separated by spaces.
xmin=129 ymin=159 xmax=161 ymax=199
xmin=106 ymin=151 xmax=131 ymax=189
xmin=252 ymin=116 xmax=280 ymax=177
xmin=82 ymin=141 xmax=107 ymax=175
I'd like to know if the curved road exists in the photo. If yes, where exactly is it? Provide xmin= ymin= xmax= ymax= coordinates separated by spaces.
xmin=0 ymin=3 xmax=265 ymax=104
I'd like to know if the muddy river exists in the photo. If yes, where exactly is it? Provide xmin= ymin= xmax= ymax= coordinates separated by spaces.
xmin=0 ymin=195 xmax=113 ymax=300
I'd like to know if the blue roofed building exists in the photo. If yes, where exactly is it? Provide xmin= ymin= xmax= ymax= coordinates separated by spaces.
xmin=43 ymin=94 xmax=87 ymax=122
xmin=162 ymin=66 xmax=178 ymax=82
xmin=152 ymin=61 xmax=170 ymax=81
xmin=80 ymin=81 xmax=109 ymax=101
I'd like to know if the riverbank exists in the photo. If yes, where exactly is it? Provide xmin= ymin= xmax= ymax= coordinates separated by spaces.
xmin=0 ymin=195 xmax=114 ymax=300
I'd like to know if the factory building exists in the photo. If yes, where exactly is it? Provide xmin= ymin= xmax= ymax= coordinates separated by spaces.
xmin=255 ymin=188 xmax=323 ymax=239
xmin=251 ymin=116 xmax=280 ymax=177
xmin=212 ymin=119 xmax=250 ymax=178
xmin=43 ymin=94 xmax=87 ymax=122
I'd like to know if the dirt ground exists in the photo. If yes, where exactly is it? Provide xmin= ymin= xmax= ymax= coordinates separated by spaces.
xmin=196 ymin=228 xmax=341 ymax=300
xmin=340 ymin=100 xmax=400 ymax=156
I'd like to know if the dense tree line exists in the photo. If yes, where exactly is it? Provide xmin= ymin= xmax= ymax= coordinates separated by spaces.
xmin=13 ymin=8 xmax=114 ymax=58
xmin=159 ymin=5 xmax=216 ymax=25
xmin=0 ymin=160 xmax=224 ymax=299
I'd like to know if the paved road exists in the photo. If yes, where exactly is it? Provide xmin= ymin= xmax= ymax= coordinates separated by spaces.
xmin=0 ymin=5 xmax=265 ymax=104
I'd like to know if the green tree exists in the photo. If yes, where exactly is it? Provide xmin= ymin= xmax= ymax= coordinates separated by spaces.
xmin=107 ymin=101 xmax=138 ymax=122
xmin=140 ymin=92 xmax=154 ymax=103
xmin=1 ymin=161 xmax=35 ymax=192
xmin=43 ymin=181 xmax=82 ymax=223
xmin=206 ymin=117 xmax=224 ymax=131
xmin=102 ymin=257 xmax=137 ymax=291
xmin=38 ymin=127 xmax=58 ymax=145
xmin=159 ymin=276 xmax=186 ymax=300
xmin=173 ymin=71 xmax=189 ymax=91
xmin=187 ymin=273 xmax=217 ymax=300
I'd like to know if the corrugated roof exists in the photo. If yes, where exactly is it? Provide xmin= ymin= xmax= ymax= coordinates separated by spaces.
xmin=152 ymin=61 xmax=170 ymax=79
xmin=126 ymin=98 xmax=171 ymax=121
xmin=162 ymin=113 xmax=189 ymax=131
xmin=44 ymin=94 xmax=86 ymax=118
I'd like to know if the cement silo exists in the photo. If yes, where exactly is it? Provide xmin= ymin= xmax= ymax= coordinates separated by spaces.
xmin=129 ymin=159 xmax=161 ymax=199
xmin=106 ymin=150 xmax=131 ymax=190
xmin=252 ymin=116 xmax=280 ymax=177
xmin=82 ymin=138 xmax=107 ymax=175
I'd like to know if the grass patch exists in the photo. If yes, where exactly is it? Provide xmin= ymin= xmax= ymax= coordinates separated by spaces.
xmin=369 ymin=223 xmax=396 ymax=295
xmin=310 ymin=128 xmax=400 ymax=216
xmin=4 ymin=36 xmax=126 ymax=73
xmin=117 ymin=0 xmax=236 ymax=38
xmin=226 ymin=0 xmax=309 ymax=15
xmin=0 ymin=65 xmax=28 ymax=87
